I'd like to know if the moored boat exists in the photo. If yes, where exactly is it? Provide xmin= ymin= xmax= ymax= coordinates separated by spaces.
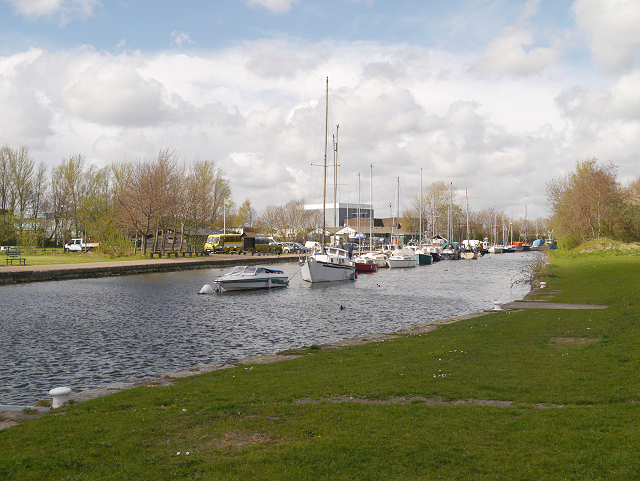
xmin=440 ymin=241 xmax=460 ymax=260
xmin=359 ymin=252 xmax=388 ymax=268
xmin=416 ymin=249 xmax=432 ymax=265
xmin=353 ymin=255 xmax=379 ymax=272
xmin=299 ymin=78 xmax=356 ymax=283
xmin=213 ymin=266 xmax=289 ymax=292
xmin=301 ymin=246 xmax=356 ymax=282
xmin=387 ymin=248 xmax=417 ymax=268
xmin=488 ymin=245 xmax=503 ymax=254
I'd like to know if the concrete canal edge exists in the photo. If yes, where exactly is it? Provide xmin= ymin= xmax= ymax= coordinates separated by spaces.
xmin=0 ymin=254 xmax=301 ymax=284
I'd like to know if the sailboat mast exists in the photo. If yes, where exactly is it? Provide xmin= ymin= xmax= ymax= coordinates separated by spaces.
xmin=419 ymin=168 xmax=422 ymax=245
xmin=448 ymin=182 xmax=452 ymax=241
xmin=321 ymin=77 xmax=328 ymax=254
xmin=396 ymin=176 xmax=400 ymax=244
xmin=356 ymin=172 xmax=361 ymax=253
xmin=333 ymin=126 xmax=338 ymax=245
xmin=465 ymin=189 xmax=469 ymax=243
xmin=370 ymin=164 xmax=373 ymax=252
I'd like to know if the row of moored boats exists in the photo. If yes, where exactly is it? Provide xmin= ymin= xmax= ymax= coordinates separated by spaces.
xmin=202 ymin=237 xmax=555 ymax=292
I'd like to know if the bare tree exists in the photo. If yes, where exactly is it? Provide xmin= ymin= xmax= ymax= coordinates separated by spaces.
xmin=4 ymin=146 xmax=35 ymax=240
xmin=209 ymin=168 xmax=231 ymax=229
xmin=403 ymin=181 xmax=462 ymax=239
xmin=51 ymin=154 xmax=86 ymax=241
xmin=235 ymin=199 xmax=256 ymax=228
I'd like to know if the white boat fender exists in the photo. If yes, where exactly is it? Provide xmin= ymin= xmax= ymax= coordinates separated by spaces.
xmin=199 ymin=284 xmax=215 ymax=295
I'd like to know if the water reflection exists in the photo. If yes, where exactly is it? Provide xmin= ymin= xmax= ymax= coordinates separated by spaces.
xmin=0 ymin=252 xmax=537 ymax=404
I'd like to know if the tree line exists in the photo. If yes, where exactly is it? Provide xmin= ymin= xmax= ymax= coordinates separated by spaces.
xmin=400 ymin=180 xmax=551 ymax=244
xmin=0 ymin=144 xmax=323 ymax=254
xmin=4 ymin=144 xmax=637 ymax=254
xmin=1 ymin=145 xmax=234 ymax=254
xmin=546 ymin=158 xmax=640 ymax=249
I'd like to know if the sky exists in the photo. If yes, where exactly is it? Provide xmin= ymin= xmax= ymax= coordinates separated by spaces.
xmin=1 ymin=0 xmax=640 ymax=222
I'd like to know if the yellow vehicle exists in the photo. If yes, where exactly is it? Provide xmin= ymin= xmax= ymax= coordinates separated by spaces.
xmin=204 ymin=234 xmax=243 ymax=254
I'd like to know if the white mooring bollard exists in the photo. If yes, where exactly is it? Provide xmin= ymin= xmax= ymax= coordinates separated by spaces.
xmin=493 ymin=301 xmax=502 ymax=311
xmin=540 ymin=281 xmax=547 ymax=289
xmin=49 ymin=387 xmax=72 ymax=408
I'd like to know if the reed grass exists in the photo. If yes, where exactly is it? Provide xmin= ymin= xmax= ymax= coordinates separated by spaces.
xmin=2 ymin=249 xmax=640 ymax=480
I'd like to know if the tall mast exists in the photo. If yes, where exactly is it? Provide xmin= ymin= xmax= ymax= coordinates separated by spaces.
xmin=370 ymin=164 xmax=373 ymax=252
xmin=356 ymin=172 xmax=361 ymax=253
xmin=448 ymin=182 xmax=452 ymax=241
xmin=321 ymin=77 xmax=328 ymax=254
xmin=396 ymin=176 xmax=400 ymax=244
xmin=419 ymin=168 xmax=423 ymax=245
xmin=333 ymin=126 xmax=338 ymax=244
xmin=465 ymin=189 xmax=470 ymax=243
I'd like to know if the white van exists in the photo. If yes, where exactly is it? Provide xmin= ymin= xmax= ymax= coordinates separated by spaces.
xmin=304 ymin=241 xmax=321 ymax=252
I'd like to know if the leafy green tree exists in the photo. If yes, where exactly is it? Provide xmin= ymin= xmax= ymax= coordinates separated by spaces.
xmin=547 ymin=158 xmax=622 ymax=248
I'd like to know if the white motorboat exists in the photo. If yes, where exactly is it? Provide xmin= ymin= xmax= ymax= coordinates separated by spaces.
xmin=359 ymin=252 xmax=388 ymax=268
xmin=301 ymin=246 xmax=356 ymax=282
xmin=387 ymin=248 xmax=417 ymax=268
xmin=213 ymin=266 xmax=289 ymax=291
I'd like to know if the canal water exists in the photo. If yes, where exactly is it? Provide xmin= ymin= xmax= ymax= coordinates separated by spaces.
xmin=0 ymin=252 xmax=539 ymax=405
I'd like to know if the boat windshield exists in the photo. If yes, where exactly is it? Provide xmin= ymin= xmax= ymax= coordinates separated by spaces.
xmin=223 ymin=266 xmax=285 ymax=276
xmin=224 ymin=266 xmax=258 ymax=276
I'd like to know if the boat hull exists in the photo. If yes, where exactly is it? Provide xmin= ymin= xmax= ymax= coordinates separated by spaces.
xmin=301 ymin=256 xmax=355 ymax=282
xmin=355 ymin=262 xmax=378 ymax=272
xmin=214 ymin=277 xmax=288 ymax=291
xmin=387 ymin=258 xmax=417 ymax=268
xmin=417 ymin=253 xmax=432 ymax=265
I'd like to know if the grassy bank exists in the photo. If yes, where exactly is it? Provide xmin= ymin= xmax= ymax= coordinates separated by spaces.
xmin=6 ymin=248 xmax=149 ymax=265
xmin=2 ymin=249 xmax=640 ymax=480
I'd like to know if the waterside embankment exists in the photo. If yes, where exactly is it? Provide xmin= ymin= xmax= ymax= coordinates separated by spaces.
xmin=0 ymin=253 xmax=300 ymax=284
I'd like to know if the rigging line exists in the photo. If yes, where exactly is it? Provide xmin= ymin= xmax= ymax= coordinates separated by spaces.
xmin=288 ymin=262 xmax=304 ymax=281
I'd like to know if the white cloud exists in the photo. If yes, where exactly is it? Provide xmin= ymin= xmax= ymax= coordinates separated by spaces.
xmin=243 ymin=0 xmax=298 ymax=14
xmin=0 ymin=35 xmax=633 ymax=217
xmin=244 ymin=40 xmax=317 ymax=79
xmin=171 ymin=31 xmax=193 ymax=48
xmin=556 ymin=70 xmax=640 ymax=122
xmin=4 ymin=0 xmax=101 ymax=25
xmin=470 ymin=0 xmax=564 ymax=77
xmin=572 ymin=0 xmax=640 ymax=74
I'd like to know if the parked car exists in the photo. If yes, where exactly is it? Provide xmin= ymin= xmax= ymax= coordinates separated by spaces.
xmin=281 ymin=242 xmax=303 ymax=253
xmin=290 ymin=242 xmax=304 ymax=252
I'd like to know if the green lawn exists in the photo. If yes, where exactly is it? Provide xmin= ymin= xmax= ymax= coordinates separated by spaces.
xmin=2 ymin=248 xmax=640 ymax=480
xmin=7 ymin=248 xmax=149 ymax=265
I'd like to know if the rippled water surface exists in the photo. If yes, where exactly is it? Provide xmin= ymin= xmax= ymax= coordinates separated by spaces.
xmin=0 ymin=252 xmax=539 ymax=404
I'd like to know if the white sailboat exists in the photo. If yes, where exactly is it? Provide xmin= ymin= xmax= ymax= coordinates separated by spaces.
xmin=301 ymin=78 xmax=355 ymax=283
xmin=460 ymin=189 xmax=478 ymax=260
